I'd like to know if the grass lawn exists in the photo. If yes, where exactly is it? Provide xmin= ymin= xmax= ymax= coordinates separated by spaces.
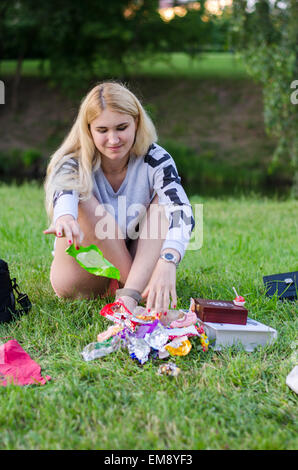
xmin=0 ymin=52 xmax=248 ymax=79
xmin=0 ymin=183 xmax=297 ymax=450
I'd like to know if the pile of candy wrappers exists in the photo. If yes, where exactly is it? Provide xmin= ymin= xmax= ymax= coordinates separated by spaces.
xmin=81 ymin=298 xmax=209 ymax=376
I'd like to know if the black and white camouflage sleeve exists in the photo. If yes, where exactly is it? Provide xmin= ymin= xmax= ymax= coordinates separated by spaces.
xmin=52 ymin=158 xmax=79 ymax=224
xmin=144 ymin=144 xmax=195 ymax=261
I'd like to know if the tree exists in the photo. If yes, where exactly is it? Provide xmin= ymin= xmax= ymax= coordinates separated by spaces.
xmin=0 ymin=0 xmax=42 ymax=110
xmin=231 ymin=0 xmax=298 ymax=197
xmin=1 ymin=0 xmax=217 ymax=96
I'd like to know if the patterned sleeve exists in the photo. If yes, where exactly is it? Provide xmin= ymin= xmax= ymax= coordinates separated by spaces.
xmin=144 ymin=144 xmax=195 ymax=261
xmin=52 ymin=157 xmax=79 ymax=224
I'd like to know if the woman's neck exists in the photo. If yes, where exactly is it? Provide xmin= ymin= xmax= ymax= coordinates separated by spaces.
xmin=101 ymin=154 xmax=130 ymax=175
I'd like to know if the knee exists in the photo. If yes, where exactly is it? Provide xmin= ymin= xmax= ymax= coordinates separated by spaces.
xmin=50 ymin=267 xmax=77 ymax=299
xmin=50 ymin=262 xmax=111 ymax=299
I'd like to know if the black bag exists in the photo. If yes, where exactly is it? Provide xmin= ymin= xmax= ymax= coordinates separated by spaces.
xmin=263 ymin=271 xmax=298 ymax=301
xmin=0 ymin=259 xmax=32 ymax=323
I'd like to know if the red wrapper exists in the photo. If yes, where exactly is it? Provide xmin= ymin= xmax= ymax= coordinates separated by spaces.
xmin=99 ymin=301 xmax=138 ymax=332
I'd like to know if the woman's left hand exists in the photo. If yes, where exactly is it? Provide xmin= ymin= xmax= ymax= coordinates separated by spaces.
xmin=141 ymin=259 xmax=177 ymax=313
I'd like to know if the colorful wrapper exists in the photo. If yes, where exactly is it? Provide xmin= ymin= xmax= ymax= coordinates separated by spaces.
xmin=97 ymin=324 xmax=124 ymax=342
xmin=66 ymin=244 xmax=120 ymax=280
xmin=165 ymin=337 xmax=192 ymax=356
xmin=168 ymin=324 xmax=199 ymax=340
xmin=157 ymin=362 xmax=181 ymax=377
xmin=81 ymin=336 xmax=121 ymax=361
xmin=144 ymin=323 xmax=170 ymax=351
xmin=127 ymin=336 xmax=151 ymax=365
xmin=135 ymin=320 xmax=159 ymax=339
xmin=100 ymin=301 xmax=138 ymax=332
xmin=170 ymin=310 xmax=197 ymax=328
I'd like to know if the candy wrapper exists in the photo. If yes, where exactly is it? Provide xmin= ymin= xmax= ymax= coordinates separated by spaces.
xmin=170 ymin=310 xmax=197 ymax=329
xmin=135 ymin=320 xmax=159 ymax=339
xmin=100 ymin=300 xmax=138 ymax=332
xmin=144 ymin=323 xmax=170 ymax=351
xmin=157 ymin=362 xmax=181 ymax=377
xmin=97 ymin=324 xmax=124 ymax=342
xmin=82 ymin=297 xmax=210 ymax=365
xmin=127 ymin=336 xmax=151 ymax=365
xmin=168 ymin=324 xmax=199 ymax=341
xmin=159 ymin=309 xmax=184 ymax=327
xmin=66 ymin=244 xmax=120 ymax=280
xmin=195 ymin=324 xmax=209 ymax=351
xmin=81 ymin=336 xmax=121 ymax=361
xmin=165 ymin=336 xmax=192 ymax=356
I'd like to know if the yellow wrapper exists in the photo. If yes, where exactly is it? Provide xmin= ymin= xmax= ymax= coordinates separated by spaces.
xmin=165 ymin=339 xmax=192 ymax=356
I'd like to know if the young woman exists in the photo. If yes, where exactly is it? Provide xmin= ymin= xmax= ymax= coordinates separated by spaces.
xmin=44 ymin=81 xmax=195 ymax=314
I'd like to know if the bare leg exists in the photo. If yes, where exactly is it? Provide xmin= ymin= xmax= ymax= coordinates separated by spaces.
xmin=120 ymin=195 xmax=169 ymax=311
xmin=50 ymin=195 xmax=133 ymax=299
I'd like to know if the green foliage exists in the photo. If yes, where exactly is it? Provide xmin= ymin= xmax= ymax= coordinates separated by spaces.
xmin=0 ymin=1 xmax=232 ymax=92
xmin=22 ymin=149 xmax=42 ymax=168
xmin=160 ymin=139 xmax=276 ymax=195
xmin=0 ymin=148 xmax=44 ymax=177
xmin=231 ymin=0 xmax=298 ymax=197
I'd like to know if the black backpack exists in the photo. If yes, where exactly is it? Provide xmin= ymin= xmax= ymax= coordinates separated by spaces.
xmin=0 ymin=259 xmax=32 ymax=323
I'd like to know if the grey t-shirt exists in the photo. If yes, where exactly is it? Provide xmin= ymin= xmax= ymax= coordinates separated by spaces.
xmin=53 ymin=143 xmax=195 ymax=260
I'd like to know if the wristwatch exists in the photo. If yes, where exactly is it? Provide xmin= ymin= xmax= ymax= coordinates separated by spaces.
xmin=159 ymin=252 xmax=179 ymax=267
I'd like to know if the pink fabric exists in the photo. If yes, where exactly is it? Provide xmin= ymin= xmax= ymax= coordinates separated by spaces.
xmin=0 ymin=339 xmax=51 ymax=386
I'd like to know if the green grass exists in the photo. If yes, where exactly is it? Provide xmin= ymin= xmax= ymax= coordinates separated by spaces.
xmin=0 ymin=183 xmax=297 ymax=450
xmin=128 ymin=52 xmax=248 ymax=79
xmin=0 ymin=52 xmax=248 ymax=79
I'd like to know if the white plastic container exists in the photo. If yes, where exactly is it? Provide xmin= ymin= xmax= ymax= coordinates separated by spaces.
xmin=196 ymin=316 xmax=278 ymax=352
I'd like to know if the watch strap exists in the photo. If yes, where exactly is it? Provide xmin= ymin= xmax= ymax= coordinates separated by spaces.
xmin=159 ymin=253 xmax=179 ymax=267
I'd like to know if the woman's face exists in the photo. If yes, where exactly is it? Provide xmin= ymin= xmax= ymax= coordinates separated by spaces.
xmin=90 ymin=108 xmax=137 ymax=164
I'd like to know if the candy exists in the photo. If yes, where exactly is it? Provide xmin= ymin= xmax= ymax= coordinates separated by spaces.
xmin=194 ymin=323 xmax=209 ymax=351
xmin=135 ymin=320 xmax=159 ymax=339
xmin=157 ymin=362 xmax=181 ymax=377
xmin=66 ymin=244 xmax=120 ymax=280
xmin=170 ymin=310 xmax=197 ymax=328
xmin=167 ymin=324 xmax=199 ymax=340
xmin=83 ymin=298 xmax=210 ymax=364
xmin=127 ymin=336 xmax=151 ymax=365
xmin=97 ymin=324 xmax=124 ymax=342
xmin=165 ymin=336 xmax=192 ymax=356
xmin=81 ymin=336 xmax=121 ymax=361
xmin=159 ymin=309 xmax=184 ymax=326
xmin=200 ymin=333 xmax=209 ymax=352
xmin=135 ymin=312 xmax=161 ymax=322
xmin=100 ymin=300 xmax=138 ymax=332
xmin=144 ymin=323 xmax=170 ymax=351
xmin=233 ymin=296 xmax=246 ymax=307
xmin=232 ymin=287 xmax=246 ymax=306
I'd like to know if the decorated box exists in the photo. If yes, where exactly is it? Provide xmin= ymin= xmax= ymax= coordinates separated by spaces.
xmin=194 ymin=298 xmax=248 ymax=325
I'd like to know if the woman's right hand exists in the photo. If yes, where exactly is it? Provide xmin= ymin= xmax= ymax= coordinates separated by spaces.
xmin=43 ymin=215 xmax=84 ymax=249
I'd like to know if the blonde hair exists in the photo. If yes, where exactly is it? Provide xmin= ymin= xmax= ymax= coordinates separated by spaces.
xmin=44 ymin=81 xmax=157 ymax=219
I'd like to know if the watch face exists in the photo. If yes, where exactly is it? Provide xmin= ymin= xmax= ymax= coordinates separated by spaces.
xmin=165 ymin=253 xmax=174 ymax=261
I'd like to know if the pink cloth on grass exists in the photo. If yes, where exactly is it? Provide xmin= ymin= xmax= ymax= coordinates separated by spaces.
xmin=0 ymin=339 xmax=51 ymax=386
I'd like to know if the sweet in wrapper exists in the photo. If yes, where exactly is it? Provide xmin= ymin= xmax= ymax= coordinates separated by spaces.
xmin=81 ymin=299 xmax=209 ymax=365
